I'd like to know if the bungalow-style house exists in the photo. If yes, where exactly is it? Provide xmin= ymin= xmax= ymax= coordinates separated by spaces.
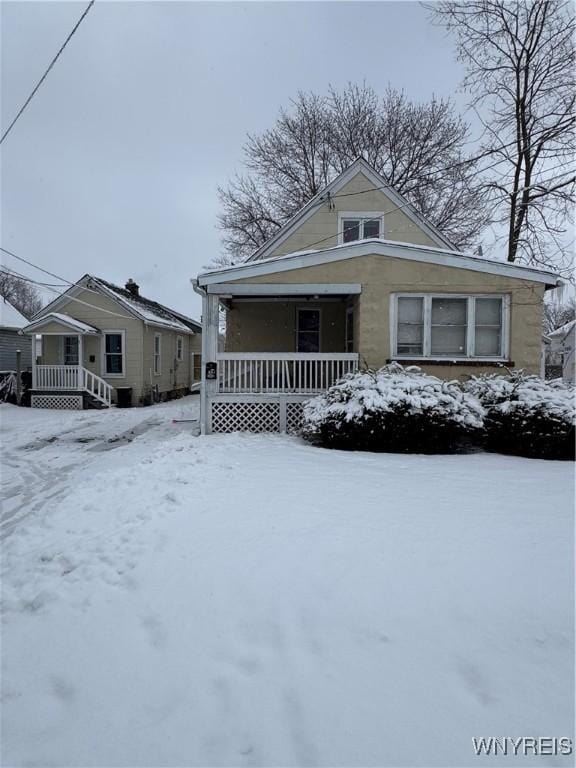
xmin=0 ymin=297 xmax=32 ymax=372
xmin=22 ymin=275 xmax=201 ymax=409
xmin=194 ymin=158 xmax=561 ymax=434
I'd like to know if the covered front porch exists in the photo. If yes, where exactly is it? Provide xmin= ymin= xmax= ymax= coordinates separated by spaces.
xmin=23 ymin=313 xmax=113 ymax=409
xmin=197 ymin=281 xmax=361 ymax=433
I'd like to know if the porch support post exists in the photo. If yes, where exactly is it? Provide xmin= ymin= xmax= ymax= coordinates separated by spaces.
xmin=201 ymin=292 xmax=220 ymax=435
xmin=31 ymin=334 xmax=37 ymax=389
xmin=77 ymin=334 xmax=83 ymax=390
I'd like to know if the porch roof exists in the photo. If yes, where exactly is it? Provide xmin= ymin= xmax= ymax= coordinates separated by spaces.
xmin=21 ymin=312 xmax=101 ymax=335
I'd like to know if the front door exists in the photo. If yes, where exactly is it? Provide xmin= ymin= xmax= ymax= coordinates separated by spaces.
xmin=297 ymin=309 xmax=320 ymax=353
xmin=63 ymin=336 xmax=79 ymax=365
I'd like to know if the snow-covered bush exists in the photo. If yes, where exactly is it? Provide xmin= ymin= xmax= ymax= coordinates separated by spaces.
xmin=302 ymin=364 xmax=484 ymax=453
xmin=465 ymin=372 xmax=575 ymax=460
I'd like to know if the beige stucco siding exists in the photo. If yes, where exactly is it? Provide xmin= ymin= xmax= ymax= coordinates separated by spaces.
xmin=269 ymin=172 xmax=438 ymax=258
xmin=226 ymin=301 xmax=347 ymax=353
xmin=221 ymin=254 xmax=544 ymax=377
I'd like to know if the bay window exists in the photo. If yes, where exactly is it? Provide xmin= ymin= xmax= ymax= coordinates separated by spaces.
xmin=393 ymin=294 xmax=508 ymax=359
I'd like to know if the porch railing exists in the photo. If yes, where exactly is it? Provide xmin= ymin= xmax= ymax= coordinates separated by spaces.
xmin=34 ymin=365 xmax=112 ymax=407
xmin=216 ymin=353 xmax=359 ymax=394
xmin=35 ymin=365 xmax=80 ymax=390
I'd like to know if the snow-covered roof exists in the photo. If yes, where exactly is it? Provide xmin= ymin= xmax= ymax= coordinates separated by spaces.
xmin=31 ymin=275 xmax=202 ymax=334
xmin=197 ymin=238 xmax=561 ymax=288
xmin=548 ymin=319 xmax=576 ymax=340
xmin=22 ymin=312 xmax=101 ymax=335
xmin=0 ymin=298 xmax=29 ymax=329
xmin=88 ymin=277 xmax=201 ymax=333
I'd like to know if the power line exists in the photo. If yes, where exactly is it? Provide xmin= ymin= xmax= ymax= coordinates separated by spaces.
xmin=328 ymin=143 xmax=573 ymax=203
xmin=0 ymin=246 xmax=78 ymax=286
xmin=293 ymin=166 xmax=575 ymax=254
xmin=0 ymin=265 xmax=66 ymax=288
xmin=0 ymin=248 xmax=136 ymax=320
xmin=1 ymin=1 xmax=95 ymax=145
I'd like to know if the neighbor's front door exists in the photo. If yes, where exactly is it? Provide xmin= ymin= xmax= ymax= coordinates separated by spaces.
xmin=297 ymin=309 xmax=320 ymax=353
xmin=63 ymin=336 xmax=79 ymax=365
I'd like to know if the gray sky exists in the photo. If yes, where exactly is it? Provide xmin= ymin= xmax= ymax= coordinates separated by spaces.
xmin=1 ymin=1 xmax=469 ymax=318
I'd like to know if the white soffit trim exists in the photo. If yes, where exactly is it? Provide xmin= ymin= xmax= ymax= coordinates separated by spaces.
xmin=22 ymin=312 xmax=101 ymax=335
xmin=206 ymin=283 xmax=362 ymax=295
xmin=198 ymin=240 xmax=561 ymax=288
xmin=245 ymin=158 xmax=456 ymax=262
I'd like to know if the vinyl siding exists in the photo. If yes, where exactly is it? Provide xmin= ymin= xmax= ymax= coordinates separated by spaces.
xmin=142 ymin=327 xmax=201 ymax=397
xmin=0 ymin=330 xmax=32 ymax=371
xmin=33 ymin=288 xmax=145 ymax=400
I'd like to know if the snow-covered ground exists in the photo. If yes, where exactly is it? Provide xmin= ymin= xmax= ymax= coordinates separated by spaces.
xmin=1 ymin=399 xmax=574 ymax=767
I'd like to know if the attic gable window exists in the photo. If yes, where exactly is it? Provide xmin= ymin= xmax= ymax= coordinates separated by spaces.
xmin=339 ymin=212 xmax=383 ymax=244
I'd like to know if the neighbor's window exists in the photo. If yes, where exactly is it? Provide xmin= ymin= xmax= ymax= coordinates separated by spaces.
xmin=341 ymin=215 xmax=382 ymax=244
xmin=176 ymin=335 xmax=183 ymax=362
xmin=394 ymin=295 xmax=506 ymax=359
xmin=104 ymin=332 xmax=124 ymax=375
xmin=154 ymin=333 xmax=162 ymax=375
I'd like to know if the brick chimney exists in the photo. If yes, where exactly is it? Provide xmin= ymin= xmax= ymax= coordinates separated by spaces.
xmin=125 ymin=278 xmax=139 ymax=297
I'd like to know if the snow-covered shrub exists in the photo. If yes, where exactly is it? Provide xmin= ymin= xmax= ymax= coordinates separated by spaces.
xmin=465 ymin=372 xmax=575 ymax=460
xmin=302 ymin=364 xmax=484 ymax=453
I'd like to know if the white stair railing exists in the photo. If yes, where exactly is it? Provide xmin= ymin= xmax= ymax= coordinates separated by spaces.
xmin=81 ymin=368 xmax=113 ymax=407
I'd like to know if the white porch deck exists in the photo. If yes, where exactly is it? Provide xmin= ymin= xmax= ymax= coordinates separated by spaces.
xmin=205 ymin=353 xmax=359 ymax=433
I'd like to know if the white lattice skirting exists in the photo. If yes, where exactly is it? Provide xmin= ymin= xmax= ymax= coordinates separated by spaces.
xmin=210 ymin=399 xmax=305 ymax=434
xmin=285 ymin=402 xmax=304 ymax=434
xmin=31 ymin=394 xmax=84 ymax=410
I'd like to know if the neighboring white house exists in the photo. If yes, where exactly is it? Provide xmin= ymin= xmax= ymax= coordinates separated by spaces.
xmin=547 ymin=320 xmax=575 ymax=383
xmin=0 ymin=298 xmax=32 ymax=372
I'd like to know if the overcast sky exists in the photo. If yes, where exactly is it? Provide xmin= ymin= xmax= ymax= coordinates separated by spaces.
xmin=1 ymin=1 xmax=470 ymax=318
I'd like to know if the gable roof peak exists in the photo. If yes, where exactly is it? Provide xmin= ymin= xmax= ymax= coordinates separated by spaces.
xmin=245 ymin=157 xmax=456 ymax=262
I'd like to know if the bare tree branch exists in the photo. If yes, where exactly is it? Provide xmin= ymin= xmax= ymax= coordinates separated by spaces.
xmin=216 ymin=84 xmax=490 ymax=265
xmin=428 ymin=0 xmax=575 ymax=270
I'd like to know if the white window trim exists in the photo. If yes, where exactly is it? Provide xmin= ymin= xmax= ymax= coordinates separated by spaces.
xmin=338 ymin=211 xmax=384 ymax=245
xmin=154 ymin=333 xmax=162 ymax=376
xmin=176 ymin=335 xmax=184 ymax=362
xmin=390 ymin=293 xmax=511 ymax=361
xmin=101 ymin=330 xmax=126 ymax=378
xmin=296 ymin=307 xmax=322 ymax=353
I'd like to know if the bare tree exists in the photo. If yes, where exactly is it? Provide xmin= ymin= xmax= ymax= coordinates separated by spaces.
xmin=216 ymin=84 xmax=490 ymax=265
xmin=0 ymin=272 xmax=43 ymax=319
xmin=543 ymin=296 xmax=575 ymax=333
xmin=429 ymin=0 xmax=575 ymax=273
